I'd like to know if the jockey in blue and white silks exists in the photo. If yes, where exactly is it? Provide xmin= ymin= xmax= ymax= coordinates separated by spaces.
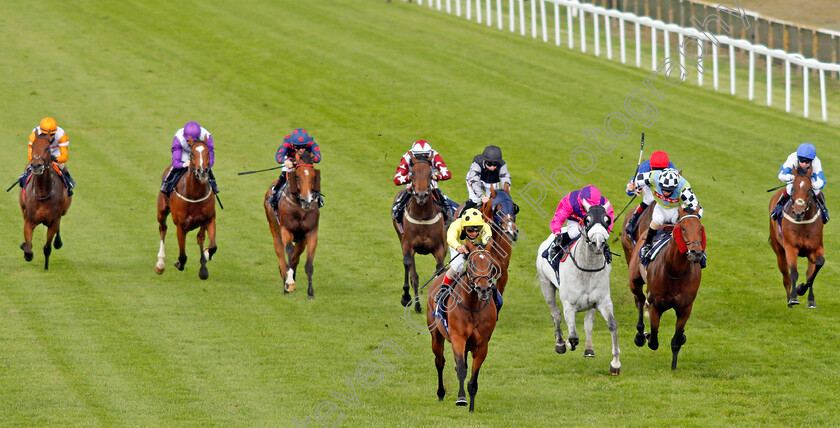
xmin=624 ymin=150 xmax=676 ymax=236
xmin=634 ymin=168 xmax=701 ymax=260
xmin=771 ymin=143 xmax=828 ymax=223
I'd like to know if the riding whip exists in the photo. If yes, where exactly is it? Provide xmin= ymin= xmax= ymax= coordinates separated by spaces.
xmin=766 ymin=184 xmax=787 ymax=192
xmin=420 ymin=253 xmax=464 ymax=291
xmin=237 ymin=166 xmax=283 ymax=176
xmin=6 ymin=181 xmax=18 ymax=192
xmin=615 ymin=133 xmax=646 ymax=220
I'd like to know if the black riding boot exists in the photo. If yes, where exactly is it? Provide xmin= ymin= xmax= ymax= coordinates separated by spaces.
xmin=604 ymin=243 xmax=613 ymax=264
xmin=160 ymin=169 xmax=175 ymax=196
xmin=61 ymin=168 xmax=75 ymax=196
xmin=209 ymin=169 xmax=220 ymax=194
xmin=268 ymin=173 xmax=287 ymax=207
xmin=641 ymin=226 xmax=657 ymax=260
xmin=772 ymin=192 xmax=790 ymax=220
xmin=432 ymin=188 xmax=451 ymax=222
xmin=392 ymin=190 xmax=412 ymax=223
xmin=624 ymin=203 xmax=648 ymax=236
xmin=548 ymin=232 xmax=572 ymax=262
xmin=18 ymin=168 xmax=32 ymax=188
xmin=816 ymin=192 xmax=829 ymax=223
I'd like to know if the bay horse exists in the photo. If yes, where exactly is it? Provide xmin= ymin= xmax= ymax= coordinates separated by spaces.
xmin=19 ymin=135 xmax=72 ymax=269
xmin=393 ymin=153 xmax=446 ymax=313
xmin=264 ymin=151 xmax=320 ymax=298
xmin=536 ymin=204 xmax=621 ymax=375
xmin=628 ymin=206 xmax=705 ymax=370
xmin=156 ymin=137 xmax=217 ymax=280
xmin=620 ymin=203 xmax=654 ymax=264
xmin=426 ymin=247 xmax=499 ymax=412
xmin=769 ymin=164 xmax=824 ymax=308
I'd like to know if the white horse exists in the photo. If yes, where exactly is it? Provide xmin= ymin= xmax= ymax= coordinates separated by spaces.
xmin=536 ymin=204 xmax=621 ymax=375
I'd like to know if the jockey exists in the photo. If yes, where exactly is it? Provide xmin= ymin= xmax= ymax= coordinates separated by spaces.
xmin=772 ymin=143 xmax=828 ymax=223
xmin=463 ymin=145 xmax=511 ymax=212
xmin=435 ymin=208 xmax=493 ymax=302
xmin=392 ymin=140 xmax=453 ymax=223
xmin=160 ymin=121 xmax=219 ymax=197
xmin=548 ymin=184 xmax=615 ymax=264
xmin=268 ymin=128 xmax=323 ymax=208
xmin=634 ymin=168 xmax=702 ymax=260
xmin=19 ymin=117 xmax=76 ymax=195
xmin=624 ymin=150 xmax=676 ymax=236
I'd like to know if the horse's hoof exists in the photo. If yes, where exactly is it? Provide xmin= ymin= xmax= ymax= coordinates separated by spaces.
xmin=455 ymin=397 xmax=468 ymax=406
xmin=807 ymin=301 xmax=817 ymax=309
xmin=610 ymin=364 xmax=621 ymax=375
xmin=414 ymin=301 xmax=422 ymax=314
xmin=584 ymin=349 xmax=595 ymax=358
xmin=175 ymin=261 xmax=185 ymax=271
xmin=568 ymin=338 xmax=578 ymax=351
xmin=54 ymin=239 xmax=62 ymax=250
xmin=555 ymin=343 xmax=566 ymax=354
xmin=797 ymin=284 xmax=808 ymax=296
xmin=308 ymin=294 xmax=315 ymax=300
xmin=634 ymin=332 xmax=645 ymax=347
xmin=199 ymin=266 xmax=208 ymax=280
xmin=401 ymin=294 xmax=411 ymax=307
xmin=788 ymin=297 xmax=800 ymax=306
xmin=24 ymin=252 xmax=33 ymax=262
xmin=20 ymin=242 xmax=25 ymax=251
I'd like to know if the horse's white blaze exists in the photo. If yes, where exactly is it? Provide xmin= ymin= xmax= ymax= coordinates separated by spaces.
xmin=286 ymin=268 xmax=295 ymax=284
xmin=799 ymin=181 xmax=805 ymax=189
xmin=196 ymin=146 xmax=205 ymax=168
xmin=304 ymin=170 xmax=309 ymax=176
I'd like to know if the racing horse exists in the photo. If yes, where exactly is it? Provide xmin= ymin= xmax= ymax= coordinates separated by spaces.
xmin=156 ymin=137 xmax=217 ymax=280
xmin=628 ymin=206 xmax=705 ymax=370
xmin=393 ymin=153 xmax=446 ymax=313
xmin=427 ymin=247 xmax=499 ymax=412
xmin=536 ymin=203 xmax=621 ymax=375
xmin=19 ymin=134 xmax=72 ymax=269
xmin=264 ymin=151 xmax=320 ymax=298
xmin=769 ymin=164 xmax=824 ymax=308
xmin=620 ymin=203 xmax=654 ymax=264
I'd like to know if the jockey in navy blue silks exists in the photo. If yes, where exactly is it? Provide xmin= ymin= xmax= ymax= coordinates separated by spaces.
xmin=772 ymin=143 xmax=828 ymax=223
xmin=624 ymin=150 xmax=675 ymax=237
xmin=268 ymin=128 xmax=323 ymax=208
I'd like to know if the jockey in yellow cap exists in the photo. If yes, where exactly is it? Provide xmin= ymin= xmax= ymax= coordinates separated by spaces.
xmin=19 ymin=117 xmax=75 ymax=195
xmin=434 ymin=208 xmax=493 ymax=302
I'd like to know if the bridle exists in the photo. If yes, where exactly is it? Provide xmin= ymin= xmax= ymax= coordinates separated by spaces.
xmin=662 ymin=214 xmax=705 ymax=279
xmin=283 ymin=163 xmax=317 ymax=210
xmin=454 ymin=249 xmax=497 ymax=313
xmin=568 ymin=205 xmax=611 ymax=272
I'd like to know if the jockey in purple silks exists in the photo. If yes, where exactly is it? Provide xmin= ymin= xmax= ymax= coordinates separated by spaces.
xmin=548 ymin=184 xmax=615 ymax=264
xmin=160 ymin=121 xmax=219 ymax=196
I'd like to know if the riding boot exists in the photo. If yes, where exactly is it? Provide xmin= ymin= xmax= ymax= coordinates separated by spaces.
xmin=18 ymin=168 xmax=31 ymax=188
xmin=432 ymin=188 xmax=451 ymax=222
xmin=816 ymin=192 xmax=829 ymax=223
xmin=269 ymin=173 xmax=287 ymax=208
xmin=392 ymin=190 xmax=411 ymax=223
xmin=208 ymin=169 xmax=220 ymax=194
xmin=161 ymin=169 xmax=174 ymax=196
xmin=772 ymin=192 xmax=790 ymax=220
xmin=316 ymin=193 xmax=325 ymax=208
xmin=641 ymin=226 xmax=657 ymax=261
xmin=624 ymin=203 xmax=648 ymax=236
xmin=61 ymin=168 xmax=75 ymax=196
xmin=548 ymin=232 xmax=571 ymax=262
xmin=434 ymin=275 xmax=454 ymax=304
xmin=603 ymin=243 xmax=613 ymax=264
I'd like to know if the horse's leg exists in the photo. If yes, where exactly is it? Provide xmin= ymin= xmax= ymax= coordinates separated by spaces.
xmin=630 ymin=278 xmax=647 ymax=347
xmin=583 ymin=309 xmax=595 ymax=357
xmin=597 ymin=299 xmax=621 ymax=375
xmin=772 ymin=247 xmax=792 ymax=305
xmin=647 ymin=304 xmax=661 ymax=351
xmin=409 ymin=248 xmax=421 ymax=315
xmin=432 ymin=330 xmax=446 ymax=401
xmin=784 ymin=246 xmax=800 ymax=306
xmin=400 ymin=242 xmax=413 ymax=307
xmin=803 ymin=250 xmax=824 ymax=309
xmin=451 ymin=335 xmax=469 ymax=406
xmin=467 ymin=343 xmax=488 ymax=413
xmin=197 ymin=225 xmax=208 ymax=280
xmin=206 ymin=217 xmax=217 ymax=261
xmin=426 ymin=244 xmax=446 ymax=314
xmin=670 ymin=303 xmax=693 ymax=370
xmin=280 ymin=229 xmax=295 ymax=292
xmin=43 ymin=221 xmax=59 ymax=270
xmin=155 ymin=201 xmax=169 ymax=274
xmin=538 ymin=276 xmax=565 ymax=354
xmin=304 ymin=231 xmax=318 ymax=299
xmin=54 ymin=228 xmax=62 ymax=249
xmin=174 ymin=226 xmax=187 ymax=271
xmin=22 ymin=220 xmax=34 ymax=262
xmin=560 ymin=301 xmax=579 ymax=351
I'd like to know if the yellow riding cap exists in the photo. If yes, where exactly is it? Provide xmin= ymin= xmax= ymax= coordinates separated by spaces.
xmin=39 ymin=117 xmax=58 ymax=135
xmin=461 ymin=208 xmax=485 ymax=227
xmin=447 ymin=209 xmax=492 ymax=249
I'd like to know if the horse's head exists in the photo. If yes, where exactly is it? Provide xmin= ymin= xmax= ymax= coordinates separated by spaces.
xmin=187 ymin=137 xmax=211 ymax=183
xmin=408 ymin=153 xmax=432 ymax=205
xmin=675 ymin=206 xmax=706 ymax=264
xmin=490 ymin=189 xmax=520 ymax=241
xmin=29 ymin=135 xmax=53 ymax=176
xmin=466 ymin=248 xmax=498 ymax=302
xmin=581 ymin=202 xmax=611 ymax=255
xmin=791 ymin=165 xmax=815 ymax=221
xmin=288 ymin=151 xmax=319 ymax=210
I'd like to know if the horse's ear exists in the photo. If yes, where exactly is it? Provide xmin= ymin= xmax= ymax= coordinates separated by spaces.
xmin=491 ymin=187 xmax=497 ymax=198
xmin=287 ymin=170 xmax=299 ymax=194
xmin=313 ymin=169 xmax=321 ymax=193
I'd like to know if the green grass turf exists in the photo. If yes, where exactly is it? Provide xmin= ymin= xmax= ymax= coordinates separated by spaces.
xmin=1 ymin=0 xmax=840 ymax=425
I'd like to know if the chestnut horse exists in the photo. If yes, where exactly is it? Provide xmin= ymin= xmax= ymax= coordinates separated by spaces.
xmin=19 ymin=135 xmax=72 ymax=269
xmin=628 ymin=206 xmax=705 ymax=370
xmin=156 ymin=137 xmax=217 ymax=280
xmin=393 ymin=154 xmax=446 ymax=313
xmin=264 ymin=152 xmax=320 ymax=298
xmin=769 ymin=165 xmax=824 ymax=308
xmin=427 ymin=247 xmax=499 ymax=412
xmin=620 ymin=204 xmax=654 ymax=264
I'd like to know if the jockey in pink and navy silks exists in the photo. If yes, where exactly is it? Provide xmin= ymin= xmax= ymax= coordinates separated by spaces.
xmin=548 ymin=185 xmax=615 ymax=263
xmin=160 ymin=121 xmax=218 ymax=196
xmin=269 ymin=128 xmax=323 ymax=208
xmin=772 ymin=142 xmax=828 ymax=224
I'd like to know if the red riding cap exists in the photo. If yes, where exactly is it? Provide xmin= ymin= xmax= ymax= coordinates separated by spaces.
xmin=650 ymin=151 xmax=670 ymax=169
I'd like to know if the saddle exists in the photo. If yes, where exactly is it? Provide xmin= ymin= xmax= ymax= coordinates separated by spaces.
xmin=541 ymin=236 xmax=581 ymax=272
xmin=433 ymin=277 xmax=503 ymax=334
xmin=640 ymin=227 xmax=673 ymax=267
